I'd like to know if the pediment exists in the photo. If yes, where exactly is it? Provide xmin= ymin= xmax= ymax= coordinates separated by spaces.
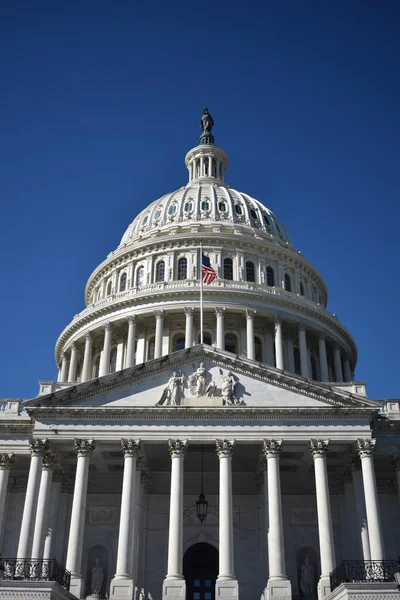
xmin=26 ymin=345 xmax=378 ymax=416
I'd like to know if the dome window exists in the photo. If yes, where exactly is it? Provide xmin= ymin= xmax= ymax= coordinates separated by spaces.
xmin=263 ymin=214 xmax=271 ymax=227
xmin=300 ymin=281 xmax=305 ymax=296
xmin=173 ymin=335 xmax=185 ymax=351
xmin=109 ymin=348 xmax=117 ymax=374
xmin=225 ymin=333 xmax=238 ymax=355
xmin=177 ymin=257 xmax=187 ymax=280
xmin=235 ymin=204 xmax=243 ymax=215
xmin=168 ymin=205 xmax=177 ymax=216
xmin=155 ymin=261 xmax=165 ymax=282
xmin=275 ymin=220 xmax=281 ymax=233
xmin=106 ymin=281 xmax=112 ymax=296
xmin=284 ymin=273 xmax=292 ymax=292
xmin=246 ymin=261 xmax=255 ymax=282
xmin=255 ymin=337 xmax=263 ymax=362
xmin=119 ymin=273 xmax=127 ymax=292
xmin=223 ymin=258 xmax=233 ymax=280
xmin=143 ymin=215 xmax=149 ymax=225
xmin=184 ymin=202 xmax=193 ymax=212
xmin=266 ymin=266 xmax=275 ymax=287
xmin=250 ymin=208 xmax=258 ymax=220
xmin=136 ymin=267 xmax=145 ymax=288
xmin=201 ymin=201 xmax=210 ymax=211
xmin=218 ymin=202 xmax=227 ymax=212
xmin=154 ymin=209 xmax=162 ymax=220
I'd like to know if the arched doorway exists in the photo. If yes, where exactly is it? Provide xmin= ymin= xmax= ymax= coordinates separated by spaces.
xmin=183 ymin=542 xmax=218 ymax=600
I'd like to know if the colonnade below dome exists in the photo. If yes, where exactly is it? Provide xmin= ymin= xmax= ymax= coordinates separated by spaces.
xmin=57 ymin=308 xmax=353 ymax=386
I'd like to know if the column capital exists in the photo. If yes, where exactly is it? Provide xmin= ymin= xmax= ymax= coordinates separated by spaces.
xmin=263 ymin=439 xmax=282 ymax=457
xmin=61 ymin=352 xmax=67 ymax=361
xmin=154 ymin=309 xmax=165 ymax=319
xmin=43 ymin=452 xmax=58 ymax=471
xmin=103 ymin=321 xmax=112 ymax=332
xmin=215 ymin=306 xmax=225 ymax=317
xmin=298 ymin=323 xmax=306 ymax=332
xmin=84 ymin=330 xmax=92 ymax=341
xmin=216 ymin=439 xmax=234 ymax=458
xmin=309 ymin=439 xmax=329 ymax=458
xmin=168 ymin=439 xmax=187 ymax=457
xmin=246 ymin=309 xmax=256 ymax=320
xmin=274 ymin=315 xmax=282 ymax=323
xmin=70 ymin=341 xmax=77 ymax=351
xmin=356 ymin=438 xmax=376 ymax=458
xmin=74 ymin=438 xmax=95 ymax=458
xmin=127 ymin=314 xmax=137 ymax=324
xmin=0 ymin=453 xmax=15 ymax=469
xmin=183 ymin=306 xmax=194 ymax=316
xmin=29 ymin=439 xmax=49 ymax=457
xmin=121 ymin=438 xmax=141 ymax=457
xmin=391 ymin=455 xmax=400 ymax=471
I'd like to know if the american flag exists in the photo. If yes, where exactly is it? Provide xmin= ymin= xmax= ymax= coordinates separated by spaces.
xmin=202 ymin=253 xmax=217 ymax=284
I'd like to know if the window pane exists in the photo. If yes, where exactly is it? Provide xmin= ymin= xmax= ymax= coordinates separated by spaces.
xmin=184 ymin=202 xmax=193 ymax=212
xmin=223 ymin=258 xmax=233 ymax=280
xmin=225 ymin=333 xmax=237 ymax=354
xmin=219 ymin=202 xmax=226 ymax=212
xmin=137 ymin=267 xmax=145 ymax=288
xmin=154 ymin=209 xmax=161 ymax=220
xmin=246 ymin=261 xmax=255 ymax=282
xmin=178 ymin=258 xmax=187 ymax=280
xmin=263 ymin=213 xmax=271 ymax=227
xmin=119 ymin=273 xmax=127 ymax=292
xmin=284 ymin=273 xmax=291 ymax=292
xmin=201 ymin=201 xmax=209 ymax=211
xmin=205 ymin=593 xmax=212 ymax=600
xmin=266 ymin=266 xmax=274 ymax=287
xmin=194 ymin=581 xmax=200 ymax=588
xmin=250 ymin=208 xmax=258 ymax=219
xmin=156 ymin=261 xmax=165 ymax=282
xmin=193 ymin=594 xmax=200 ymax=600
xmin=168 ymin=205 xmax=176 ymax=215
xmin=174 ymin=336 xmax=185 ymax=351
xmin=205 ymin=581 xmax=212 ymax=587
xmin=235 ymin=204 xmax=242 ymax=215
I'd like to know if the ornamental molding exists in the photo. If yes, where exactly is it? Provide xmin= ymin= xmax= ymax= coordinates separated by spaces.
xmin=263 ymin=439 xmax=282 ymax=457
xmin=121 ymin=438 xmax=141 ymax=457
xmin=309 ymin=439 xmax=329 ymax=457
xmin=216 ymin=439 xmax=234 ymax=457
xmin=29 ymin=438 xmax=49 ymax=457
xmin=74 ymin=438 xmax=95 ymax=457
xmin=0 ymin=452 xmax=15 ymax=468
xmin=168 ymin=439 xmax=187 ymax=457
xmin=356 ymin=438 xmax=376 ymax=458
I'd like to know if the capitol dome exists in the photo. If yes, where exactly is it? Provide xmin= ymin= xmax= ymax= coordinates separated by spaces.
xmin=52 ymin=111 xmax=357 ymax=390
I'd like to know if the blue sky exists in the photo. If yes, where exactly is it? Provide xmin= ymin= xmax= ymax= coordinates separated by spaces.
xmin=1 ymin=1 xmax=399 ymax=400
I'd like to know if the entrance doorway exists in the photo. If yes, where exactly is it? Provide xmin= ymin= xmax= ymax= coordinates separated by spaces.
xmin=183 ymin=543 xmax=219 ymax=600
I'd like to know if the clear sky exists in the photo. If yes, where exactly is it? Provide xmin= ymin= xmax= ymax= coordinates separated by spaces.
xmin=1 ymin=1 xmax=399 ymax=400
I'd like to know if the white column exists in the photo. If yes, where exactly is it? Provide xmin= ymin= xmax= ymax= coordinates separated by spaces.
xmin=343 ymin=356 xmax=351 ymax=382
xmin=184 ymin=307 xmax=194 ymax=348
xmin=208 ymin=155 xmax=212 ymax=176
xmin=125 ymin=316 xmax=137 ymax=368
xmin=17 ymin=439 xmax=48 ymax=559
xmin=215 ymin=307 xmax=225 ymax=350
xmin=357 ymin=439 xmax=385 ymax=560
xmin=31 ymin=453 xmax=56 ymax=559
xmin=99 ymin=322 xmax=112 ymax=377
xmin=246 ymin=310 xmax=256 ymax=360
xmin=274 ymin=317 xmax=284 ymax=369
xmin=263 ymin=441 xmax=291 ymax=600
xmin=318 ymin=336 xmax=329 ymax=382
xmin=67 ymin=343 xmax=78 ymax=382
xmin=216 ymin=159 xmax=221 ymax=179
xmin=392 ymin=456 xmax=400 ymax=516
xmin=351 ymin=460 xmax=371 ymax=560
xmin=81 ymin=331 xmax=93 ymax=382
xmin=162 ymin=440 xmax=187 ymax=600
xmin=333 ymin=345 xmax=343 ymax=383
xmin=215 ymin=440 xmax=239 ymax=599
xmin=154 ymin=310 xmax=165 ymax=359
xmin=0 ymin=453 xmax=15 ymax=550
xmin=310 ymin=440 xmax=336 ymax=600
xmin=66 ymin=439 xmax=95 ymax=599
xmin=110 ymin=440 xmax=141 ymax=600
xmin=42 ymin=480 xmax=62 ymax=560
xmin=200 ymin=155 xmax=204 ymax=177
xmin=298 ymin=324 xmax=310 ymax=378
xmin=60 ymin=353 xmax=68 ymax=382
xmin=286 ymin=338 xmax=295 ymax=373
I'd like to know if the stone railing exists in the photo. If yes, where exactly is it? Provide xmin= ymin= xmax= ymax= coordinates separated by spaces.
xmin=0 ymin=558 xmax=71 ymax=591
xmin=0 ymin=401 xmax=24 ymax=418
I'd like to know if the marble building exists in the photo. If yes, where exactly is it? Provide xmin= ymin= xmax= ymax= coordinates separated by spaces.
xmin=1 ymin=110 xmax=400 ymax=600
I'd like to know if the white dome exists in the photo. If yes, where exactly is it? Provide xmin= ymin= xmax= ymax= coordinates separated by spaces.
xmin=119 ymin=180 xmax=293 ymax=248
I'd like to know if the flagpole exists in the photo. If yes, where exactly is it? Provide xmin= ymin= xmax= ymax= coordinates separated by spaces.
xmin=200 ymin=239 xmax=204 ymax=344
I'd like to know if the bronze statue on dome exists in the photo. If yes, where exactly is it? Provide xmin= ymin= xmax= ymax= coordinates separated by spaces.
xmin=200 ymin=108 xmax=214 ymax=133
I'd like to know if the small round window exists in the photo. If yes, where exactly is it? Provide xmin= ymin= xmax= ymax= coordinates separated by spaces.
xmin=219 ymin=202 xmax=227 ymax=212
xmin=154 ymin=209 xmax=161 ymax=220
xmin=184 ymin=202 xmax=193 ymax=212
xmin=235 ymin=204 xmax=243 ymax=215
xmin=168 ymin=205 xmax=176 ymax=215
xmin=250 ymin=208 xmax=258 ymax=220
xmin=263 ymin=214 xmax=271 ymax=227
xmin=201 ymin=201 xmax=210 ymax=211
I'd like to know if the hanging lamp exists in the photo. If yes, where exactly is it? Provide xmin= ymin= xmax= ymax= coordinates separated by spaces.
xmin=196 ymin=445 xmax=208 ymax=523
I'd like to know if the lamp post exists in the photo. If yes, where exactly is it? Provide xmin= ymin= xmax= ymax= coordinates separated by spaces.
xmin=196 ymin=446 xmax=208 ymax=523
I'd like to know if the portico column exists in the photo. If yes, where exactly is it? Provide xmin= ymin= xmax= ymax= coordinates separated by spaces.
xmin=67 ymin=343 xmax=78 ymax=382
xmin=200 ymin=155 xmax=204 ymax=177
xmin=318 ymin=336 xmax=329 ymax=382
xmin=154 ymin=310 xmax=164 ymax=359
xmin=60 ymin=353 xmax=68 ymax=382
xmin=81 ymin=331 xmax=93 ymax=382
xmin=17 ymin=439 xmax=49 ymax=559
xmin=125 ymin=316 xmax=137 ymax=368
xmin=110 ymin=439 xmax=141 ymax=600
xmin=298 ymin=324 xmax=310 ymax=378
xmin=350 ymin=455 xmax=371 ymax=560
xmin=66 ymin=439 xmax=95 ymax=599
xmin=356 ymin=439 xmax=385 ymax=560
xmin=274 ymin=317 xmax=284 ymax=369
xmin=215 ymin=440 xmax=239 ymax=599
xmin=184 ymin=307 xmax=194 ymax=348
xmin=343 ymin=356 xmax=351 ymax=382
xmin=333 ymin=345 xmax=343 ymax=383
xmin=310 ymin=440 xmax=336 ymax=600
xmin=162 ymin=440 xmax=187 ymax=600
xmin=42 ymin=479 xmax=62 ymax=560
xmin=31 ymin=453 xmax=56 ymax=559
xmin=215 ymin=307 xmax=225 ymax=350
xmin=208 ymin=155 xmax=212 ymax=176
xmin=99 ymin=322 xmax=112 ymax=377
xmin=263 ymin=441 xmax=291 ymax=600
xmin=0 ymin=453 xmax=15 ymax=550
xmin=246 ymin=310 xmax=256 ymax=360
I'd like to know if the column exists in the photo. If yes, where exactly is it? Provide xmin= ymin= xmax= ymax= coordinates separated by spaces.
xmin=31 ymin=452 xmax=56 ymax=559
xmin=263 ymin=441 xmax=291 ymax=600
xmin=200 ymin=156 xmax=204 ymax=177
xmin=343 ymin=356 xmax=351 ymax=382
xmin=215 ymin=307 xmax=225 ymax=350
xmin=356 ymin=439 xmax=385 ymax=560
xmin=110 ymin=440 xmax=141 ymax=600
xmin=67 ymin=343 xmax=78 ymax=382
xmin=17 ymin=439 xmax=49 ymax=559
xmin=162 ymin=440 xmax=187 ymax=600
xmin=333 ymin=345 xmax=343 ymax=383
xmin=310 ymin=440 xmax=335 ymax=600
xmin=246 ymin=310 xmax=256 ymax=360
xmin=154 ymin=310 xmax=165 ymax=359
xmin=125 ymin=316 xmax=137 ymax=368
xmin=99 ymin=322 xmax=112 ymax=377
xmin=208 ymin=155 xmax=212 ymax=176
xmin=216 ymin=159 xmax=221 ymax=179
xmin=60 ymin=353 xmax=68 ymax=382
xmin=42 ymin=479 xmax=62 ymax=560
xmin=392 ymin=456 xmax=400 ymax=515
xmin=0 ymin=453 xmax=15 ymax=550
xmin=318 ymin=336 xmax=329 ymax=382
xmin=66 ymin=439 xmax=95 ymax=599
xmin=298 ymin=324 xmax=310 ymax=378
xmin=350 ymin=455 xmax=371 ymax=560
xmin=274 ymin=317 xmax=284 ymax=369
xmin=184 ymin=307 xmax=194 ymax=348
xmin=286 ymin=338 xmax=295 ymax=373
xmin=81 ymin=331 xmax=93 ymax=382
xmin=215 ymin=440 xmax=239 ymax=599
